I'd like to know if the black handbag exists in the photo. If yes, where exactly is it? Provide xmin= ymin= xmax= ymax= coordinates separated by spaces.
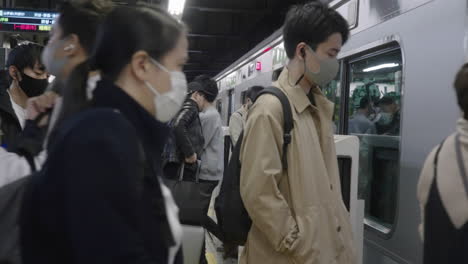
xmin=164 ymin=161 xmax=213 ymax=226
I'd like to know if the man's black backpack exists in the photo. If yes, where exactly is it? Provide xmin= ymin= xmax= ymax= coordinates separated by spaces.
xmin=215 ymin=87 xmax=293 ymax=246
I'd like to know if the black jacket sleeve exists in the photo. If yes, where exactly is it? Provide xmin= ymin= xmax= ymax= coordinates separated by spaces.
xmin=173 ymin=101 xmax=199 ymax=158
xmin=60 ymin=112 xmax=154 ymax=264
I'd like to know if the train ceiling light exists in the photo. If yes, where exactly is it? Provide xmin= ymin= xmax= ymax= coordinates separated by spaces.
xmin=363 ymin=63 xmax=399 ymax=73
xmin=168 ymin=0 xmax=186 ymax=19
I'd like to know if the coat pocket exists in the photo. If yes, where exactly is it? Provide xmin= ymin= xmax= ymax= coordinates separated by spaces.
xmin=291 ymin=207 xmax=320 ymax=263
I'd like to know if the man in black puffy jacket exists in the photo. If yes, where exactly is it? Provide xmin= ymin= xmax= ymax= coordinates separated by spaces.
xmin=163 ymin=81 xmax=205 ymax=179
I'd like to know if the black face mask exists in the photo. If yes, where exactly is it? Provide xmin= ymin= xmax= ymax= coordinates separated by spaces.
xmin=18 ymin=73 xmax=48 ymax=98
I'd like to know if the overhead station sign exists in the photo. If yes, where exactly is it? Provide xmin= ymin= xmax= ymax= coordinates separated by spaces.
xmin=0 ymin=9 xmax=58 ymax=32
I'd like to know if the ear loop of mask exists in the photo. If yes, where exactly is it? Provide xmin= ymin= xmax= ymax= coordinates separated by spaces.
xmin=287 ymin=48 xmax=305 ymax=87
xmin=295 ymin=57 xmax=307 ymax=86
xmin=290 ymin=48 xmax=307 ymax=86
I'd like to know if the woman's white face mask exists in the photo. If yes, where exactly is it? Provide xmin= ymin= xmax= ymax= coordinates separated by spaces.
xmin=145 ymin=58 xmax=188 ymax=122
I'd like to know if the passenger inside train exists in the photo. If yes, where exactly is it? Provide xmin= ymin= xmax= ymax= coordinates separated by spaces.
xmin=376 ymin=95 xmax=401 ymax=136
xmin=0 ymin=0 xmax=466 ymax=264
xmin=349 ymin=97 xmax=376 ymax=135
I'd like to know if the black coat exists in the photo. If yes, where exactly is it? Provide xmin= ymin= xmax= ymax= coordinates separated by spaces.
xmin=0 ymin=86 xmax=22 ymax=151
xmin=20 ymin=79 xmax=182 ymax=264
xmin=174 ymin=98 xmax=204 ymax=159
xmin=163 ymin=98 xmax=204 ymax=167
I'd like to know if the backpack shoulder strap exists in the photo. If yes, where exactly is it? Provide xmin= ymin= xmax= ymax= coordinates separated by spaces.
xmin=256 ymin=86 xmax=294 ymax=169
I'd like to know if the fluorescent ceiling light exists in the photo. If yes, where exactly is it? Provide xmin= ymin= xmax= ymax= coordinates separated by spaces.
xmin=363 ymin=63 xmax=399 ymax=72
xmin=168 ymin=0 xmax=186 ymax=18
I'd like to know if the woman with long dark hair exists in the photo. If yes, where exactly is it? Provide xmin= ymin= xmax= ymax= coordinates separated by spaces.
xmin=20 ymin=5 xmax=188 ymax=264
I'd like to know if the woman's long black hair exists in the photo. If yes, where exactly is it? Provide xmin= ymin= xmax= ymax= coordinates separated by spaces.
xmin=55 ymin=4 xmax=185 ymax=131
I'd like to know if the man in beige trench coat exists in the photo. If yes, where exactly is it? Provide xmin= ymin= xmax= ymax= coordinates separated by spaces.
xmin=239 ymin=2 xmax=357 ymax=264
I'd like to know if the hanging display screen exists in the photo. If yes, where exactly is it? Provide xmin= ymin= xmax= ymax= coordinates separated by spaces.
xmin=0 ymin=9 xmax=58 ymax=32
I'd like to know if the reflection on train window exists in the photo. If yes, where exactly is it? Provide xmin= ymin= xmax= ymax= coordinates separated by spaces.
xmin=323 ymin=66 xmax=341 ymax=134
xmin=347 ymin=48 xmax=402 ymax=233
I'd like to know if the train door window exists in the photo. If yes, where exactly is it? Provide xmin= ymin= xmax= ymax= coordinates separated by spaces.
xmin=346 ymin=47 xmax=402 ymax=234
xmin=323 ymin=64 xmax=342 ymax=134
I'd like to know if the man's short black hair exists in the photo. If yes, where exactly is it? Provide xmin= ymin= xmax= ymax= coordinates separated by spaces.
xmin=193 ymin=74 xmax=219 ymax=103
xmin=283 ymin=1 xmax=350 ymax=59
xmin=6 ymin=42 xmax=44 ymax=73
xmin=359 ymin=97 xmax=370 ymax=110
xmin=246 ymin=86 xmax=264 ymax=103
xmin=454 ymin=63 xmax=468 ymax=119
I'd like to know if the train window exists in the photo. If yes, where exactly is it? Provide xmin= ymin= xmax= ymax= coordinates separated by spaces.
xmin=346 ymin=47 xmax=402 ymax=234
xmin=323 ymin=66 xmax=342 ymax=134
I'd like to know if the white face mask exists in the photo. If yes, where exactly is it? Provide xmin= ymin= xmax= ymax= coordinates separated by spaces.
xmin=145 ymin=59 xmax=188 ymax=122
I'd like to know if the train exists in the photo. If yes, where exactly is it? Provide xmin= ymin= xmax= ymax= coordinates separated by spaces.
xmin=213 ymin=0 xmax=465 ymax=263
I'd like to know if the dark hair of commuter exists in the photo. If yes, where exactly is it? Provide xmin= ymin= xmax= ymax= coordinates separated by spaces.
xmin=57 ymin=4 xmax=185 ymax=126
xmin=359 ymin=97 xmax=370 ymax=109
xmin=454 ymin=63 xmax=468 ymax=119
xmin=283 ymin=1 xmax=350 ymax=59
xmin=41 ymin=0 xmax=113 ymax=95
xmin=4 ymin=42 xmax=44 ymax=85
xmin=247 ymin=85 xmax=264 ymax=103
xmin=193 ymin=74 xmax=218 ymax=102
xmin=57 ymin=0 xmax=114 ymax=54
